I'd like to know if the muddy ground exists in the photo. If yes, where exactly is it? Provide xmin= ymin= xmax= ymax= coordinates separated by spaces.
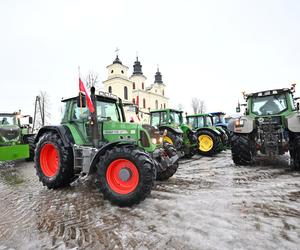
xmin=0 ymin=151 xmax=299 ymax=250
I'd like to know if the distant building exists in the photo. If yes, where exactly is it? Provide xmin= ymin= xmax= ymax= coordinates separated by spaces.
xmin=103 ymin=55 xmax=169 ymax=117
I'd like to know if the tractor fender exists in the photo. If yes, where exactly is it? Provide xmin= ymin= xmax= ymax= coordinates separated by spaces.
xmin=89 ymin=140 xmax=136 ymax=174
xmin=228 ymin=116 xmax=255 ymax=134
xmin=286 ymin=112 xmax=300 ymax=132
xmin=196 ymin=127 xmax=221 ymax=137
xmin=159 ymin=125 xmax=183 ymax=135
xmin=34 ymin=125 xmax=75 ymax=147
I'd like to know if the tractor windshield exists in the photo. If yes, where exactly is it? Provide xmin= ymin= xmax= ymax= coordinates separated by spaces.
xmin=212 ymin=114 xmax=225 ymax=124
xmin=150 ymin=112 xmax=160 ymax=126
xmin=0 ymin=116 xmax=15 ymax=125
xmin=96 ymin=101 xmax=120 ymax=121
xmin=251 ymin=93 xmax=288 ymax=115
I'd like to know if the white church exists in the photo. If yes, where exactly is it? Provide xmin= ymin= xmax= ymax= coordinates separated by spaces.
xmin=102 ymin=55 xmax=169 ymax=119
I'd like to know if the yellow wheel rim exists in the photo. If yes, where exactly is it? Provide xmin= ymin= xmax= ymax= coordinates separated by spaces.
xmin=163 ymin=136 xmax=173 ymax=145
xmin=198 ymin=135 xmax=213 ymax=152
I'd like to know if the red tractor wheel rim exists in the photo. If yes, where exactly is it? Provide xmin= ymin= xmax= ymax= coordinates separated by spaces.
xmin=40 ymin=143 xmax=59 ymax=177
xmin=106 ymin=159 xmax=139 ymax=195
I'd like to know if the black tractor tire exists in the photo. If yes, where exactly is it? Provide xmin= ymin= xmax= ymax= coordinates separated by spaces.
xmin=162 ymin=130 xmax=183 ymax=153
xmin=289 ymin=133 xmax=300 ymax=170
xmin=156 ymin=143 xmax=179 ymax=181
xmin=231 ymin=133 xmax=254 ymax=166
xmin=25 ymin=135 xmax=35 ymax=161
xmin=34 ymin=132 xmax=74 ymax=189
xmin=96 ymin=145 xmax=155 ymax=207
xmin=197 ymin=130 xmax=222 ymax=156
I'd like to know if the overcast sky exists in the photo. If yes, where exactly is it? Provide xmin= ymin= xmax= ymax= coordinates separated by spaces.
xmin=0 ymin=0 xmax=299 ymax=123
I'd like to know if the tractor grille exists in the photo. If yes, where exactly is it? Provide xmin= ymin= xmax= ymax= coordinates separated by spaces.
xmin=0 ymin=126 xmax=20 ymax=141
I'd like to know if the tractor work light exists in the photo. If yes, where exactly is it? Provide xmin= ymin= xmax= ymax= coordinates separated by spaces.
xmin=235 ymin=118 xmax=244 ymax=127
xmin=151 ymin=138 xmax=157 ymax=144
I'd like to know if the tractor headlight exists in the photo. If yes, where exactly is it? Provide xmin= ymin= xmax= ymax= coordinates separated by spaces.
xmin=158 ymin=137 xmax=163 ymax=144
xmin=235 ymin=118 xmax=244 ymax=127
xmin=151 ymin=138 xmax=157 ymax=144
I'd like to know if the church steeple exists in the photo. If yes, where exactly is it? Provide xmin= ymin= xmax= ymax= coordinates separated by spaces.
xmin=113 ymin=55 xmax=122 ymax=65
xmin=154 ymin=67 xmax=163 ymax=84
xmin=132 ymin=57 xmax=143 ymax=75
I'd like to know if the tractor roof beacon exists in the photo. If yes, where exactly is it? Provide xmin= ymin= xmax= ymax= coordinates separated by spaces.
xmin=228 ymin=85 xmax=300 ymax=169
xmin=149 ymin=108 xmax=198 ymax=158
xmin=0 ymin=112 xmax=35 ymax=161
xmin=33 ymin=88 xmax=179 ymax=206
xmin=186 ymin=113 xmax=227 ymax=156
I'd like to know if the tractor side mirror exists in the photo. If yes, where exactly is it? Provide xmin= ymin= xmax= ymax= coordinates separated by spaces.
xmin=28 ymin=116 xmax=33 ymax=124
xmin=297 ymin=102 xmax=300 ymax=111
xmin=236 ymin=106 xmax=240 ymax=113
xmin=77 ymin=94 xmax=86 ymax=108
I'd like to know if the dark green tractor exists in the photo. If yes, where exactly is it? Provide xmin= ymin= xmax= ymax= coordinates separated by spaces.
xmin=228 ymin=85 xmax=300 ymax=169
xmin=33 ymin=88 xmax=179 ymax=207
xmin=149 ymin=109 xmax=198 ymax=158
xmin=186 ymin=113 xmax=225 ymax=156
xmin=0 ymin=112 xmax=35 ymax=161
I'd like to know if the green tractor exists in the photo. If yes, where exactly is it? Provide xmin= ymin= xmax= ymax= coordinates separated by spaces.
xmin=149 ymin=109 xmax=198 ymax=158
xmin=0 ymin=112 xmax=35 ymax=161
xmin=228 ymin=85 xmax=300 ymax=169
xmin=186 ymin=113 xmax=226 ymax=156
xmin=33 ymin=88 xmax=179 ymax=207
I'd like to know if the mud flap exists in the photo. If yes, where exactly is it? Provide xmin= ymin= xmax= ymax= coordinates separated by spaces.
xmin=0 ymin=144 xmax=29 ymax=161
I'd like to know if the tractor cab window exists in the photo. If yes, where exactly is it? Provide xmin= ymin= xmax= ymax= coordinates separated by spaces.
xmin=0 ymin=116 xmax=15 ymax=125
xmin=73 ymin=104 xmax=89 ymax=121
xmin=161 ymin=112 xmax=168 ymax=123
xmin=252 ymin=94 xmax=288 ymax=115
xmin=150 ymin=112 xmax=160 ymax=126
xmin=197 ymin=117 xmax=204 ymax=127
xmin=206 ymin=117 xmax=213 ymax=126
xmin=169 ymin=112 xmax=182 ymax=125
xmin=212 ymin=114 xmax=225 ymax=124
xmin=96 ymin=101 xmax=120 ymax=122
xmin=187 ymin=117 xmax=197 ymax=129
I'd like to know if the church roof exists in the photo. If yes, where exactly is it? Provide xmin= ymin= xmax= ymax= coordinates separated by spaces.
xmin=113 ymin=55 xmax=122 ymax=65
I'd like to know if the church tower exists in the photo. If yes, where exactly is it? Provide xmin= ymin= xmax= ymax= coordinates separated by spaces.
xmin=102 ymin=55 xmax=132 ymax=103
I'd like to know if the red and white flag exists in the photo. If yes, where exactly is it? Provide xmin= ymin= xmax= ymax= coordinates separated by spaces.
xmin=79 ymin=78 xmax=95 ymax=113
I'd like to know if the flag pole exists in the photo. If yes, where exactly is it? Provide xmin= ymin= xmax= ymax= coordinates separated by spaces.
xmin=78 ymin=66 xmax=83 ymax=114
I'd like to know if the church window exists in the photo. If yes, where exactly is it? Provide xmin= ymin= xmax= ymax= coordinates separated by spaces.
xmin=124 ymin=86 xmax=128 ymax=100
xmin=111 ymin=70 xmax=114 ymax=74
xmin=163 ymin=90 xmax=164 ymax=96
xmin=143 ymin=98 xmax=146 ymax=108
xmin=164 ymin=103 xmax=166 ymax=108
xmin=133 ymin=98 xmax=135 ymax=104
xmin=121 ymin=70 xmax=124 ymax=74
xmin=155 ymin=100 xmax=158 ymax=109
xmin=142 ymin=82 xmax=144 ymax=90
xmin=133 ymin=82 xmax=135 ymax=89
xmin=108 ymin=86 xmax=112 ymax=93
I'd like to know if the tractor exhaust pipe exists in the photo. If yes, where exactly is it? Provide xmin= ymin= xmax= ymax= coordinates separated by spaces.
xmin=90 ymin=87 xmax=101 ymax=147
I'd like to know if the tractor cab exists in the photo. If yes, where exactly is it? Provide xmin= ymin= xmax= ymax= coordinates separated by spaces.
xmin=150 ymin=109 xmax=183 ymax=127
xmin=186 ymin=114 xmax=213 ymax=129
xmin=209 ymin=112 xmax=228 ymax=129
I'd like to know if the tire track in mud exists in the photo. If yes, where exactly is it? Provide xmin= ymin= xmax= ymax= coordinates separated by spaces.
xmin=0 ymin=151 xmax=300 ymax=249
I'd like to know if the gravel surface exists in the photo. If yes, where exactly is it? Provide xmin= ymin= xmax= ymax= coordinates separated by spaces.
xmin=0 ymin=151 xmax=299 ymax=250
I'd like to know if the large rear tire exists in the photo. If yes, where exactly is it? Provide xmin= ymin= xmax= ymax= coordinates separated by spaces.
xmin=96 ymin=145 xmax=155 ymax=207
xmin=156 ymin=143 xmax=179 ymax=181
xmin=34 ymin=132 xmax=74 ymax=189
xmin=289 ymin=133 xmax=300 ymax=170
xmin=231 ymin=133 xmax=254 ymax=166
xmin=197 ymin=130 xmax=221 ymax=156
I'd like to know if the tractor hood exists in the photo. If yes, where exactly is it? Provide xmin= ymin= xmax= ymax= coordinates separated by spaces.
xmin=0 ymin=125 xmax=20 ymax=143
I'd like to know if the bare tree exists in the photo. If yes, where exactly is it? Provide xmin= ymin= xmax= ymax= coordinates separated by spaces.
xmin=191 ymin=97 xmax=206 ymax=114
xmin=32 ymin=91 xmax=51 ymax=132
xmin=85 ymin=71 xmax=100 ymax=90
xmin=177 ymin=103 xmax=184 ymax=111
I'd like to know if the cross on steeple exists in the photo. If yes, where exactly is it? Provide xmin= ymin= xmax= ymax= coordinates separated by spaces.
xmin=115 ymin=47 xmax=120 ymax=56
